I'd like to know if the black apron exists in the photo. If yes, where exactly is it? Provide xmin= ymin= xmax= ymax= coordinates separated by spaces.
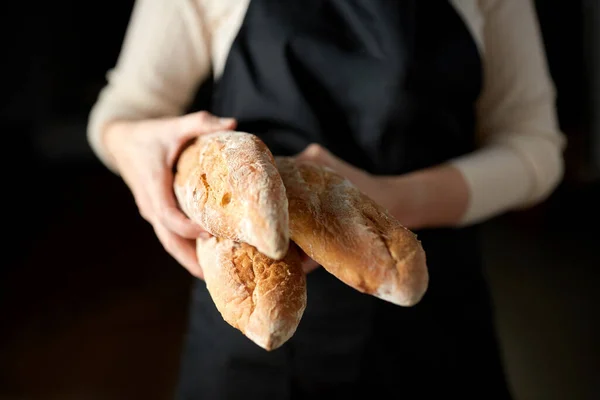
xmin=176 ymin=1 xmax=513 ymax=399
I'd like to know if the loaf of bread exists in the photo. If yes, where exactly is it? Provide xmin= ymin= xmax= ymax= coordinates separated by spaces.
xmin=275 ymin=157 xmax=429 ymax=307
xmin=196 ymin=236 xmax=306 ymax=351
xmin=174 ymin=131 xmax=305 ymax=350
xmin=174 ymin=131 xmax=290 ymax=260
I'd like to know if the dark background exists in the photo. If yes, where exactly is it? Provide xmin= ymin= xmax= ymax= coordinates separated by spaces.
xmin=1 ymin=1 xmax=599 ymax=399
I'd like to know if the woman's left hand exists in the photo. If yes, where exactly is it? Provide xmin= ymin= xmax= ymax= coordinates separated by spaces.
xmin=292 ymin=143 xmax=470 ymax=274
xmin=293 ymin=142 xmax=471 ymax=269
xmin=295 ymin=143 xmax=397 ymax=216
xmin=293 ymin=144 xmax=399 ymax=274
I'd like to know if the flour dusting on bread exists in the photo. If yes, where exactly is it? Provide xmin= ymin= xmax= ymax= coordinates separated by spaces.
xmin=174 ymin=133 xmax=427 ymax=353
xmin=275 ymin=156 xmax=429 ymax=306
xmin=175 ymin=131 xmax=290 ymax=260
xmin=197 ymin=236 xmax=306 ymax=351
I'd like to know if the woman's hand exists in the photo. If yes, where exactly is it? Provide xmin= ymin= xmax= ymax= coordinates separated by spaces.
xmin=295 ymin=144 xmax=398 ymax=215
xmin=104 ymin=111 xmax=237 ymax=279
xmin=299 ymin=251 xmax=321 ymax=275
xmin=293 ymin=144 xmax=388 ymax=274
xmin=295 ymin=143 xmax=470 ymax=243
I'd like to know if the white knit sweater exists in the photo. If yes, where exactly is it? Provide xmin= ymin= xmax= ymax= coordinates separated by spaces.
xmin=88 ymin=0 xmax=566 ymax=226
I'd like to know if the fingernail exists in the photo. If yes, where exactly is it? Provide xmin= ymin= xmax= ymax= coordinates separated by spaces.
xmin=219 ymin=118 xmax=235 ymax=125
xmin=198 ymin=231 xmax=212 ymax=240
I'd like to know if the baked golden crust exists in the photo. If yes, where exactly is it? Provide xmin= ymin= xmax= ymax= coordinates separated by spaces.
xmin=197 ymin=237 xmax=306 ymax=351
xmin=276 ymin=157 xmax=429 ymax=306
xmin=174 ymin=131 xmax=290 ymax=260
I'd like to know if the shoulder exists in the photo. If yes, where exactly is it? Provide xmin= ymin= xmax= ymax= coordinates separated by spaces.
xmin=450 ymin=0 xmax=539 ymax=56
xmin=450 ymin=0 xmax=485 ymax=53
xmin=196 ymin=0 xmax=250 ymax=27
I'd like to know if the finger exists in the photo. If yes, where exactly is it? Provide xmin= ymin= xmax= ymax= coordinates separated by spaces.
xmin=120 ymin=174 xmax=155 ymax=224
xmin=296 ymin=144 xmax=341 ymax=169
xmin=296 ymin=246 xmax=320 ymax=274
xmin=167 ymin=112 xmax=238 ymax=165
xmin=178 ymin=111 xmax=237 ymax=139
xmin=302 ymin=259 xmax=321 ymax=274
xmin=296 ymin=144 xmax=365 ymax=178
xmin=154 ymin=222 xmax=204 ymax=279
xmin=161 ymin=205 xmax=209 ymax=238
xmin=127 ymin=178 xmax=156 ymax=223
xmin=134 ymin=192 xmax=154 ymax=223
xmin=148 ymin=168 xmax=207 ymax=239
xmin=297 ymin=249 xmax=312 ymax=263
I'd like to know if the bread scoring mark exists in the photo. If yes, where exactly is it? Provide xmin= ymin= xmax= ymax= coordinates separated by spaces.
xmin=200 ymin=236 xmax=306 ymax=351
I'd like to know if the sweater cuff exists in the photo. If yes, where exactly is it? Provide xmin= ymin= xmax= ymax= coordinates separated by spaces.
xmin=86 ymin=80 xmax=181 ymax=175
xmin=87 ymin=102 xmax=121 ymax=175
xmin=448 ymin=145 xmax=534 ymax=226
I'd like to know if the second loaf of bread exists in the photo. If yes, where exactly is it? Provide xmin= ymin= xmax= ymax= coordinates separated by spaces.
xmin=276 ymin=156 xmax=429 ymax=307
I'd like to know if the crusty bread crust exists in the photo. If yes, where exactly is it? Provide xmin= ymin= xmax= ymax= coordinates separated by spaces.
xmin=276 ymin=157 xmax=429 ymax=306
xmin=174 ymin=131 xmax=290 ymax=260
xmin=197 ymin=237 xmax=306 ymax=351
xmin=173 ymin=131 xmax=428 ymax=351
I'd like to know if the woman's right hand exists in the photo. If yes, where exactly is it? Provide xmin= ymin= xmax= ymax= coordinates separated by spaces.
xmin=104 ymin=111 xmax=237 ymax=278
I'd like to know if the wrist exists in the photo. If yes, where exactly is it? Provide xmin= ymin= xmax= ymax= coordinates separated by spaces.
xmin=384 ymin=164 xmax=470 ymax=230
xmin=379 ymin=175 xmax=425 ymax=229
xmin=103 ymin=121 xmax=128 ymax=153
xmin=102 ymin=120 xmax=137 ymax=168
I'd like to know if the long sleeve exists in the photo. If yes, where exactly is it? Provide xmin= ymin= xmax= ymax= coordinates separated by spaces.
xmin=87 ymin=0 xmax=213 ymax=172
xmin=448 ymin=0 xmax=567 ymax=225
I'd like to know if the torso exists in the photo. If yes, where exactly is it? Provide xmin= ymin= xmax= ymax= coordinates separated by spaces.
xmin=200 ymin=0 xmax=486 ymax=81
xmin=211 ymin=0 xmax=482 ymax=175
xmin=176 ymin=2 xmax=513 ymax=397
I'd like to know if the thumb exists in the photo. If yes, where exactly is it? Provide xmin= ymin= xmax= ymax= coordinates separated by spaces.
xmin=177 ymin=111 xmax=237 ymax=140
xmin=295 ymin=143 xmax=341 ymax=170
xmin=296 ymin=144 xmax=369 ymax=182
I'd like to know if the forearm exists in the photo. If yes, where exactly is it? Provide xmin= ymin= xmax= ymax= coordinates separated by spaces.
xmin=87 ymin=0 xmax=212 ymax=173
xmin=383 ymin=164 xmax=470 ymax=230
xmin=100 ymin=120 xmax=139 ymax=172
xmin=384 ymin=139 xmax=564 ymax=231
